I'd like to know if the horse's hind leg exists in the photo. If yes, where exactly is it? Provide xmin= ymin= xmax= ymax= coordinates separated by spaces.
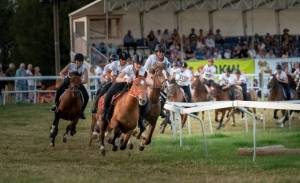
xmin=120 ymin=131 xmax=133 ymax=150
xmin=49 ymin=113 xmax=60 ymax=147
xmin=89 ymin=114 xmax=98 ymax=146
xmin=274 ymin=109 xmax=279 ymax=119
xmin=99 ymin=119 xmax=108 ymax=156
xmin=111 ymin=125 xmax=121 ymax=151
xmin=217 ymin=111 xmax=226 ymax=130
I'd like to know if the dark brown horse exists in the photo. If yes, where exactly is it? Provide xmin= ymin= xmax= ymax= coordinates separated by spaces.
xmin=49 ymin=73 xmax=83 ymax=147
xmin=208 ymin=83 xmax=243 ymax=129
xmin=97 ymin=76 xmax=148 ymax=155
xmin=191 ymin=76 xmax=209 ymax=120
xmin=268 ymin=74 xmax=296 ymax=125
xmin=137 ymin=63 xmax=167 ymax=151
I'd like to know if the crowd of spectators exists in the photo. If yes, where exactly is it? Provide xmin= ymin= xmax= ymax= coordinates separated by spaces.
xmin=91 ymin=27 xmax=300 ymax=64
xmin=0 ymin=63 xmax=42 ymax=104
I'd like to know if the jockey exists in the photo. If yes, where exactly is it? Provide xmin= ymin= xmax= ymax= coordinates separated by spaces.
xmin=144 ymin=44 xmax=171 ymax=76
xmin=51 ymin=53 xmax=89 ymax=119
xmin=102 ymin=55 xmax=146 ymax=123
xmin=234 ymin=70 xmax=248 ymax=100
xmin=175 ymin=62 xmax=193 ymax=102
xmin=91 ymin=52 xmax=128 ymax=114
xmin=219 ymin=68 xmax=236 ymax=100
xmin=144 ymin=44 xmax=171 ymax=117
xmin=202 ymin=58 xmax=216 ymax=85
xmin=274 ymin=64 xmax=290 ymax=100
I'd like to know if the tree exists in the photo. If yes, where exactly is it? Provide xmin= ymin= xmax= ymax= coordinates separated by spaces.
xmin=0 ymin=0 xmax=15 ymax=65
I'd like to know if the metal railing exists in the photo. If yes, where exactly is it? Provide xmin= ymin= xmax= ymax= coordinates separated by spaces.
xmin=0 ymin=74 xmax=268 ymax=105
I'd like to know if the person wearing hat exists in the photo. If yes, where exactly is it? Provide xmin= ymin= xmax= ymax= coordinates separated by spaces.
xmin=144 ymin=44 xmax=171 ymax=75
xmin=102 ymin=54 xmax=146 ymax=123
xmin=234 ymin=70 xmax=247 ymax=100
xmin=274 ymin=64 xmax=290 ymax=100
xmin=176 ymin=62 xmax=193 ymax=102
xmin=91 ymin=52 xmax=128 ymax=114
xmin=202 ymin=58 xmax=216 ymax=85
xmin=51 ymin=53 xmax=89 ymax=119
xmin=219 ymin=68 xmax=236 ymax=100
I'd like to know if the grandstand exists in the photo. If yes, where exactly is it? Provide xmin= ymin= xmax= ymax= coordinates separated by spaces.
xmin=69 ymin=0 xmax=300 ymax=63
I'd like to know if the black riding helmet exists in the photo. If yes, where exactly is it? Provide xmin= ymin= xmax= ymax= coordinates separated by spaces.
xmin=155 ymin=44 xmax=165 ymax=53
xmin=119 ymin=52 xmax=128 ymax=61
xmin=74 ymin=53 xmax=84 ymax=62
xmin=276 ymin=64 xmax=283 ymax=70
xmin=132 ymin=55 xmax=144 ymax=65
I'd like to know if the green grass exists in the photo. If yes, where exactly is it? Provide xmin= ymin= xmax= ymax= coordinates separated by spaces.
xmin=1 ymin=104 xmax=300 ymax=183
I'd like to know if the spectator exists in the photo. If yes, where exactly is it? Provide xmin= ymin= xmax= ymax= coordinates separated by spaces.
xmin=185 ymin=46 xmax=195 ymax=60
xmin=265 ymin=49 xmax=276 ymax=58
xmin=123 ymin=30 xmax=137 ymax=54
xmin=155 ymin=29 xmax=162 ymax=43
xmin=26 ymin=64 xmax=34 ymax=103
xmin=107 ymin=43 xmax=117 ymax=56
xmin=239 ymin=43 xmax=249 ymax=58
xmin=215 ymin=29 xmax=224 ymax=45
xmin=182 ymin=34 xmax=190 ymax=51
xmin=162 ymin=29 xmax=172 ymax=48
xmin=34 ymin=66 xmax=42 ymax=89
xmin=189 ymin=28 xmax=198 ymax=51
xmin=171 ymin=29 xmax=181 ymax=46
xmin=0 ymin=64 xmax=5 ymax=105
xmin=224 ymin=49 xmax=232 ymax=59
xmin=15 ymin=63 xmax=27 ymax=103
xmin=147 ymin=30 xmax=158 ymax=52
xmin=5 ymin=63 xmax=15 ymax=104
xmin=264 ymin=33 xmax=273 ymax=50
xmin=198 ymin=29 xmax=205 ymax=43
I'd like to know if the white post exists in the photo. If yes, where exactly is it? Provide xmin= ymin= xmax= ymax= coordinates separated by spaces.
xmin=170 ymin=111 xmax=176 ymax=138
xmin=178 ymin=111 xmax=183 ymax=147
xmin=187 ymin=115 xmax=191 ymax=135
xmin=34 ymin=79 xmax=37 ymax=104
xmin=208 ymin=110 xmax=213 ymax=134
xmin=253 ymin=116 xmax=256 ymax=162
xmin=244 ymin=114 xmax=249 ymax=133
xmin=288 ymin=110 xmax=291 ymax=130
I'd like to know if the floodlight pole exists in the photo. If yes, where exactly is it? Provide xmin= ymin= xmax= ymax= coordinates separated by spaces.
xmin=53 ymin=0 xmax=60 ymax=75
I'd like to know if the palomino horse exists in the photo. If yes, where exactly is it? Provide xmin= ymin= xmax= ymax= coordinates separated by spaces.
xmin=137 ymin=63 xmax=167 ymax=151
xmin=49 ymin=72 xmax=83 ymax=147
xmin=208 ymin=83 xmax=243 ymax=129
xmin=97 ymin=76 xmax=148 ymax=155
xmin=166 ymin=78 xmax=188 ymax=128
xmin=191 ymin=76 xmax=209 ymax=120
xmin=268 ymin=74 xmax=296 ymax=125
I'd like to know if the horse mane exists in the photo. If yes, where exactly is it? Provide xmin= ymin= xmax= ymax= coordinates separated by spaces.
xmin=69 ymin=71 xmax=81 ymax=77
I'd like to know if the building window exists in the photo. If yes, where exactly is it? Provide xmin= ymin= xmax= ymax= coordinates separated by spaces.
xmin=75 ymin=21 xmax=85 ymax=37
xmin=90 ymin=16 xmax=121 ymax=39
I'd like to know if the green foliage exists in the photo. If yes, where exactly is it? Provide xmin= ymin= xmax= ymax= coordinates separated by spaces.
xmin=0 ymin=0 xmax=94 ymax=74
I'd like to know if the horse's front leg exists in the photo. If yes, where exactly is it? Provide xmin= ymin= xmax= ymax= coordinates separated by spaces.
xmin=273 ymin=109 xmax=279 ymax=119
xmin=217 ymin=110 xmax=226 ymax=130
xmin=139 ymin=120 xmax=157 ymax=151
xmin=120 ymin=130 xmax=133 ymax=150
xmin=89 ymin=113 xmax=98 ymax=146
xmin=181 ymin=114 xmax=188 ymax=128
xmin=63 ymin=119 xmax=79 ymax=143
xmin=49 ymin=113 xmax=60 ymax=147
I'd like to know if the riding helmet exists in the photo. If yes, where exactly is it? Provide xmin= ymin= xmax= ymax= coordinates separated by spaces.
xmin=119 ymin=52 xmax=128 ymax=61
xmin=74 ymin=53 xmax=84 ymax=62
xmin=276 ymin=64 xmax=283 ymax=70
xmin=132 ymin=55 xmax=144 ymax=65
xmin=155 ymin=44 xmax=165 ymax=53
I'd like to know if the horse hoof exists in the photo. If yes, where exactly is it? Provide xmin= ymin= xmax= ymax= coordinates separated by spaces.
xmin=100 ymin=146 xmax=105 ymax=156
xmin=120 ymin=145 xmax=126 ymax=151
xmin=49 ymin=142 xmax=55 ymax=147
xmin=139 ymin=145 xmax=145 ymax=151
xmin=112 ymin=146 xmax=118 ymax=152
xmin=63 ymin=136 xmax=67 ymax=143
xmin=128 ymin=143 xmax=134 ymax=150
xmin=145 ymin=140 xmax=151 ymax=145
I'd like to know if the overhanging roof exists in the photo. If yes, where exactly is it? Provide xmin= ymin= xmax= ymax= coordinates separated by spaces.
xmin=69 ymin=0 xmax=300 ymax=18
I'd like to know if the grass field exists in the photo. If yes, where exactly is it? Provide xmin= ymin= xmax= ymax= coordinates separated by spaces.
xmin=1 ymin=103 xmax=300 ymax=183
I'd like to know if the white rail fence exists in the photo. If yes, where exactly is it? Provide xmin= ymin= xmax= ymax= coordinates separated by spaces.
xmin=164 ymin=100 xmax=300 ymax=161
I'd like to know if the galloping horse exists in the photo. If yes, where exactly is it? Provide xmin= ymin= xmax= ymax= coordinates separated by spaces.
xmin=49 ymin=72 xmax=83 ymax=146
xmin=268 ymin=74 xmax=296 ymax=124
xmin=208 ymin=83 xmax=243 ymax=129
xmin=97 ymin=76 xmax=148 ymax=155
xmin=137 ymin=63 xmax=167 ymax=151
xmin=191 ymin=75 xmax=209 ymax=120
xmin=166 ymin=78 xmax=188 ymax=127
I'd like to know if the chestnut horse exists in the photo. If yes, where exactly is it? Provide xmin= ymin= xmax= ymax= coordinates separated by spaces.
xmin=191 ymin=75 xmax=209 ymax=120
xmin=166 ymin=78 xmax=188 ymax=127
xmin=268 ymin=74 xmax=296 ymax=125
xmin=208 ymin=83 xmax=243 ymax=129
xmin=97 ymin=76 xmax=148 ymax=155
xmin=49 ymin=72 xmax=83 ymax=147
xmin=137 ymin=63 xmax=167 ymax=151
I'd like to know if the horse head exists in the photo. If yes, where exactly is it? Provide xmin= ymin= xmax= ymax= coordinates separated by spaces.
xmin=151 ymin=65 xmax=167 ymax=89
xmin=267 ymin=74 xmax=278 ymax=90
xmin=69 ymin=71 xmax=82 ymax=90
xmin=166 ymin=78 xmax=179 ymax=99
xmin=130 ymin=76 xmax=148 ymax=106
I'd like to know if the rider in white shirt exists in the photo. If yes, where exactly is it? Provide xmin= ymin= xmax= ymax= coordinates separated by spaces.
xmin=219 ymin=68 xmax=236 ymax=100
xmin=202 ymin=58 xmax=216 ymax=85
xmin=175 ymin=62 xmax=193 ymax=102
xmin=274 ymin=64 xmax=290 ymax=100
xmin=234 ymin=70 xmax=248 ymax=100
